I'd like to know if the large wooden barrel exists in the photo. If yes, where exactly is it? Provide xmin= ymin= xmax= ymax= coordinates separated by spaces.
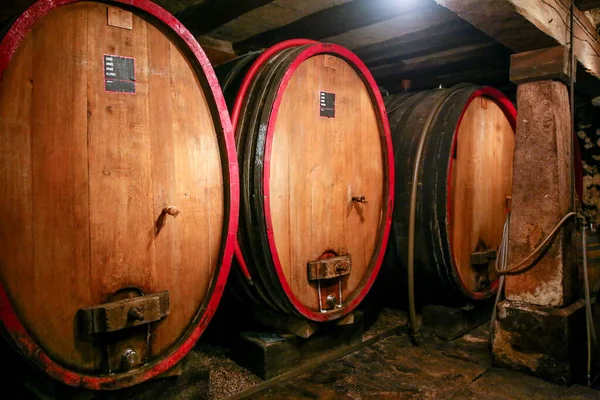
xmin=385 ymin=85 xmax=516 ymax=302
xmin=0 ymin=0 xmax=238 ymax=390
xmin=216 ymin=42 xmax=394 ymax=322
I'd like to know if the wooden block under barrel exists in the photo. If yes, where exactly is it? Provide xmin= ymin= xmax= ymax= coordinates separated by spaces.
xmin=421 ymin=302 xmax=494 ymax=340
xmin=233 ymin=311 xmax=364 ymax=380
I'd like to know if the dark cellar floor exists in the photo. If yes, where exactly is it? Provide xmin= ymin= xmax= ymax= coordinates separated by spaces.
xmin=247 ymin=323 xmax=599 ymax=400
xmin=4 ymin=308 xmax=600 ymax=399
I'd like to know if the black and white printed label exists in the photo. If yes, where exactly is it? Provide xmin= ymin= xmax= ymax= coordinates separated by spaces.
xmin=104 ymin=55 xmax=135 ymax=94
xmin=320 ymin=91 xmax=335 ymax=118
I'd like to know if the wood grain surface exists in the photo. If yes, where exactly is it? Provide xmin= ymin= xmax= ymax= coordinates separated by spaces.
xmin=0 ymin=1 xmax=223 ymax=372
xmin=450 ymin=97 xmax=514 ymax=294
xmin=269 ymin=54 xmax=384 ymax=311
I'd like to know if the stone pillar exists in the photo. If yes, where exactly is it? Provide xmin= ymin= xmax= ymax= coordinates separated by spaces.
xmin=492 ymin=46 xmax=586 ymax=384
xmin=504 ymin=79 xmax=576 ymax=306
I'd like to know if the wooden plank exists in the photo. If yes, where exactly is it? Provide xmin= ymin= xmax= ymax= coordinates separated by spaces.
xmin=234 ymin=0 xmax=431 ymax=53
xmin=355 ymin=57 xmax=384 ymax=298
xmin=236 ymin=310 xmax=363 ymax=380
xmin=176 ymin=0 xmax=275 ymax=36
xmin=86 ymin=3 xmax=155 ymax=369
xmin=87 ymin=1 xmax=156 ymax=313
xmin=510 ymin=46 xmax=572 ymax=84
xmin=311 ymin=56 xmax=345 ymax=313
xmin=451 ymin=98 xmax=514 ymax=294
xmin=380 ymin=65 xmax=510 ymax=93
xmin=373 ymin=43 xmax=508 ymax=81
xmin=145 ymin=12 xmax=177 ymax=357
xmin=402 ymin=42 xmax=504 ymax=71
xmin=145 ymin=16 xmax=224 ymax=355
xmin=204 ymin=0 xmax=351 ymax=43
xmin=0 ymin=1 xmax=34 ymax=365
xmin=151 ymin=0 xmax=206 ymax=15
xmin=151 ymin=32 xmax=224 ymax=354
xmin=107 ymin=6 xmax=133 ymax=30
xmin=78 ymin=291 xmax=169 ymax=334
xmin=196 ymin=36 xmax=235 ymax=54
xmin=321 ymin=2 xmax=457 ymax=50
xmin=29 ymin=3 xmax=94 ymax=369
xmin=269 ymin=54 xmax=383 ymax=311
xmin=435 ymin=0 xmax=600 ymax=82
xmin=196 ymin=36 xmax=237 ymax=67
xmin=353 ymin=19 xmax=490 ymax=65
xmin=252 ymin=308 xmax=319 ymax=338
xmin=575 ymin=0 xmax=600 ymax=11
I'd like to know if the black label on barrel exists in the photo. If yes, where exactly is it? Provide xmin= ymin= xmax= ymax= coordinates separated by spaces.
xmin=320 ymin=91 xmax=335 ymax=118
xmin=104 ymin=55 xmax=135 ymax=94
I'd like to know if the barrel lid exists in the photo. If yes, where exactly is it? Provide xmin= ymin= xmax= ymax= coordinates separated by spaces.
xmin=447 ymin=86 xmax=516 ymax=300
xmin=0 ymin=0 xmax=238 ymax=390
xmin=256 ymin=43 xmax=394 ymax=321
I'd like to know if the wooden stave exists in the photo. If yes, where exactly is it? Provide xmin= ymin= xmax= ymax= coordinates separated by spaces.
xmin=218 ymin=49 xmax=307 ymax=314
xmin=238 ymin=48 xmax=305 ymax=314
xmin=217 ymin=50 xmax=292 ymax=312
xmin=386 ymin=89 xmax=456 ymax=301
xmin=0 ymin=0 xmax=239 ymax=390
xmin=385 ymin=85 xmax=516 ymax=302
xmin=218 ymin=51 xmax=261 ymax=109
xmin=261 ymin=44 xmax=393 ymax=321
xmin=218 ymin=47 xmax=310 ymax=314
xmin=217 ymin=44 xmax=394 ymax=321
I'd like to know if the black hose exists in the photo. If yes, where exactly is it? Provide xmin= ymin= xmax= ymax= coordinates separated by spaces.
xmin=494 ymin=212 xmax=577 ymax=276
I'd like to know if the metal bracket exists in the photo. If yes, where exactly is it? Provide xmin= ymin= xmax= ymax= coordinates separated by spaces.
xmin=307 ymin=255 xmax=351 ymax=313
xmin=470 ymin=249 xmax=497 ymax=266
xmin=78 ymin=291 xmax=169 ymax=335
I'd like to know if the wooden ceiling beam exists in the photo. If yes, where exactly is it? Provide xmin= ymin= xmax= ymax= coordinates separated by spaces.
xmin=575 ymin=0 xmax=600 ymax=11
xmin=381 ymin=65 xmax=510 ymax=93
xmin=400 ymin=43 xmax=507 ymax=74
xmin=195 ymin=36 xmax=237 ymax=67
xmin=150 ymin=0 xmax=205 ymax=15
xmin=176 ymin=0 xmax=275 ymax=36
xmin=373 ymin=42 xmax=508 ymax=80
xmin=435 ymin=0 xmax=600 ymax=82
xmin=355 ymin=20 xmax=493 ymax=67
xmin=233 ymin=0 xmax=431 ymax=53
xmin=354 ymin=19 xmax=474 ymax=63
xmin=320 ymin=2 xmax=456 ymax=51
xmin=0 ymin=0 xmax=266 ymax=32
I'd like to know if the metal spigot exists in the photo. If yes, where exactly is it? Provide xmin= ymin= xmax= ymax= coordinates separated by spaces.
xmin=121 ymin=348 xmax=138 ymax=370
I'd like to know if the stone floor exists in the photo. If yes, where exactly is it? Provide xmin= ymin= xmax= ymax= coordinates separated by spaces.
xmin=3 ymin=308 xmax=599 ymax=399
xmin=206 ymin=308 xmax=409 ymax=399
xmin=246 ymin=324 xmax=599 ymax=400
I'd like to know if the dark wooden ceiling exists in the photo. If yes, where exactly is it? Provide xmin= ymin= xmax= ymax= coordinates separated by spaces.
xmin=576 ymin=0 xmax=600 ymax=11
xmin=175 ymin=0 xmax=513 ymax=93
xmin=2 ymin=0 xmax=600 ymax=94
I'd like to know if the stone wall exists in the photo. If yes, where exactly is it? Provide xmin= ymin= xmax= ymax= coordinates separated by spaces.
xmin=576 ymin=103 xmax=600 ymax=225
